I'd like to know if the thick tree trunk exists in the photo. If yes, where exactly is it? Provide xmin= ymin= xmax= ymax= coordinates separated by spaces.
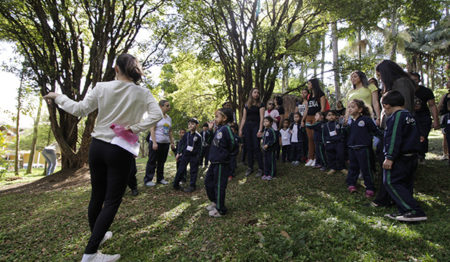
xmin=26 ymin=97 xmax=42 ymax=174
xmin=331 ymin=22 xmax=340 ymax=101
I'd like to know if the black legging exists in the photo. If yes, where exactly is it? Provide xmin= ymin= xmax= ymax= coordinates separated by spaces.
xmin=243 ymin=123 xmax=263 ymax=171
xmin=144 ymin=141 xmax=170 ymax=183
xmin=85 ymin=138 xmax=134 ymax=254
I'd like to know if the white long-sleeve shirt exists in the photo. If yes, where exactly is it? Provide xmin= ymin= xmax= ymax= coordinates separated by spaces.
xmin=54 ymin=80 xmax=163 ymax=143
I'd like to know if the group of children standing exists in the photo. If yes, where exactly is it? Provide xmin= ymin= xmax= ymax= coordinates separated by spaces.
xmin=169 ymin=90 xmax=433 ymax=222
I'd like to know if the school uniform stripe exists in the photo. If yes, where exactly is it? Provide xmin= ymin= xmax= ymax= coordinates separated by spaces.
xmin=388 ymin=111 xmax=402 ymax=156
xmin=386 ymin=170 xmax=412 ymax=210
xmin=217 ymin=164 xmax=222 ymax=210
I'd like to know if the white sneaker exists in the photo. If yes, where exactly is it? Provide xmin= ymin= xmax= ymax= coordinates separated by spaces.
xmin=81 ymin=251 xmax=120 ymax=262
xmin=206 ymin=202 xmax=216 ymax=211
xmin=305 ymin=159 xmax=313 ymax=166
xmin=310 ymin=159 xmax=316 ymax=167
xmin=159 ymin=179 xmax=169 ymax=185
xmin=145 ymin=181 xmax=155 ymax=187
xmin=99 ymin=231 xmax=112 ymax=246
xmin=208 ymin=208 xmax=222 ymax=218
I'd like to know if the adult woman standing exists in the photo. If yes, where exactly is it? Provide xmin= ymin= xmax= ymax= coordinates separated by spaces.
xmin=239 ymin=88 xmax=265 ymax=177
xmin=438 ymin=80 xmax=450 ymax=160
xmin=302 ymin=79 xmax=326 ymax=166
xmin=345 ymin=71 xmax=381 ymax=125
xmin=44 ymin=54 xmax=163 ymax=261
xmin=376 ymin=60 xmax=415 ymax=113
xmin=144 ymin=100 xmax=176 ymax=186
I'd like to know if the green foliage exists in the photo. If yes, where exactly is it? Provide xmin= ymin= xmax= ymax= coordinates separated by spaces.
xmin=157 ymin=52 xmax=226 ymax=131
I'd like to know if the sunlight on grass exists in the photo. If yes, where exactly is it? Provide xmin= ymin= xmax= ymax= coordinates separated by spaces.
xmin=158 ymin=206 xmax=203 ymax=255
xmin=137 ymin=202 xmax=190 ymax=235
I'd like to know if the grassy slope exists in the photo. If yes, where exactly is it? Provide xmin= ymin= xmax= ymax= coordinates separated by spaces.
xmin=0 ymin=132 xmax=449 ymax=261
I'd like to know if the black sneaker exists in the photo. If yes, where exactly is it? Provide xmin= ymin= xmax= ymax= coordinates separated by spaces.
xmin=245 ymin=168 xmax=253 ymax=177
xmin=384 ymin=213 xmax=403 ymax=220
xmin=131 ymin=189 xmax=139 ymax=196
xmin=183 ymin=186 xmax=196 ymax=193
xmin=396 ymin=212 xmax=427 ymax=222
xmin=173 ymin=185 xmax=182 ymax=191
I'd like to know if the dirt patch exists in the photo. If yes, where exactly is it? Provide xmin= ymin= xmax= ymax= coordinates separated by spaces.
xmin=0 ymin=166 xmax=91 ymax=195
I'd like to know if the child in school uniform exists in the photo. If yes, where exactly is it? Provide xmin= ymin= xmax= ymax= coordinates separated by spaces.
xmin=205 ymin=108 xmax=237 ymax=217
xmin=261 ymin=116 xmax=277 ymax=180
xmin=279 ymin=119 xmax=291 ymax=163
xmin=442 ymin=100 xmax=450 ymax=166
xmin=289 ymin=112 xmax=303 ymax=166
xmin=228 ymin=122 xmax=240 ymax=181
xmin=323 ymin=110 xmax=347 ymax=175
xmin=306 ymin=112 xmax=327 ymax=171
xmin=346 ymin=99 xmax=383 ymax=197
xmin=172 ymin=129 xmax=187 ymax=183
xmin=382 ymin=90 xmax=427 ymax=222
xmin=200 ymin=123 xmax=213 ymax=168
xmin=173 ymin=118 xmax=202 ymax=192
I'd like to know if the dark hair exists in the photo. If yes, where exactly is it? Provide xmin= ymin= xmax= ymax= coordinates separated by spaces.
xmin=381 ymin=90 xmax=405 ymax=107
xmin=159 ymin=100 xmax=169 ymax=107
xmin=202 ymin=123 xmax=208 ymax=128
xmin=326 ymin=110 xmax=337 ymax=116
xmin=217 ymin=107 xmax=234 ymax=123
xmin=292 ymin=112 xmax=302 ymax=123
xmin=410 ymin=72 xmax=421 ymax=81
xmin=283 ymin=119 xmax=290 ymax=124
xmin=275 ymin=96 xmax=283 ymax=106
xmin=376 ymin=60 xmax=410 ymax=91
xmin=308 ymin=78 xmax=324 ymax=98
xmin=179 ymin=128 xmax=186 ymax=132
xmin=264 ymin=116 xmax=274 ymax=123
xmin=316 ymin=111 xmax=326 ymax=120
xmin=116 ymin=53 xmax=143 ymax=84
xmin=351 ymin=71 xmax=369 ymax=89
xmin=349 ymin=99 xmax=371 ymax=116
xmin=368 ymin=77 xmax=379 ymax=88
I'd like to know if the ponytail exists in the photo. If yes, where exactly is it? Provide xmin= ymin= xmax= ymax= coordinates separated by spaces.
xmin=116 ymin=53 xmax=144 ymax=84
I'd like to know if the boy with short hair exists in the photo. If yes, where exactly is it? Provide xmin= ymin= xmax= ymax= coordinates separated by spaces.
xmin=200 ymin=123 xmax=212 ymax=168
xmin=173 ymin=118 xmax=202 ymax=192
xmin=382 ymin=90 xmax=427 ymax=222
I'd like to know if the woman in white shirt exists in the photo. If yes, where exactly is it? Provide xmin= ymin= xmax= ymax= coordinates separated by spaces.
xmin=44 ymin=54 xmax=162 ymax=262
xmin=144 ymin=100 xmax=176 ymax=186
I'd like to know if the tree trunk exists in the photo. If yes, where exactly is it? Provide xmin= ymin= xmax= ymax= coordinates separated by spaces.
xmin=358 ymin=27 xmax=362 ymax=67
xmin=14 ymin=71 xmax=25 ymax=176
xmin=321 ymin=34 xmax=326 ymax=82
xmin=26 ymin=97 xmax=42 ymax=174
xmin=331 ymin=22 xmax=340 ymax=101
xmin=389 ymin=10 xmax=398 ymax=62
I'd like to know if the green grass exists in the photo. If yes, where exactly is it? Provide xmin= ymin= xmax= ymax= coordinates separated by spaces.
xmin=0 ymin=166 xmax=61 ymax=187
xmin=0 ymin=131 xmax=449 ymax=261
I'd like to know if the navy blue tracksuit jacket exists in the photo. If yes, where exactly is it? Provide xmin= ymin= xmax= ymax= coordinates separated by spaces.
xmin=205 ymin=124 xmax=235 ymax=215
xmin=323 ymin=121 xmax=345 ymax=170
xmin=173 ymin=131 xmax=202 ymax=189
xmin=346 ymin=116 xmax=383 ymax=190
xmin=262 ymin=127 xmax=277 ymax=177
xmin=383 ymin=109 xmax=425 ymax=216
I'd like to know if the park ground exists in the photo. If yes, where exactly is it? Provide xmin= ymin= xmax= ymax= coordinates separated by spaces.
xmin=0 ymin=130 xmax=449 ymax=261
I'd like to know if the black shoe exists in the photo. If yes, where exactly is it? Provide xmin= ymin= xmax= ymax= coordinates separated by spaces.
xmin=173 ymin=185 xmax=182 ymax=191
xmin=396 ymin=212 xmax=427 ymax=222
xmin=255 ymin=169 xmax=263 ymax=177
xmin=245 ymin=168 xmax=253 ymax=177
xmin=131 ymin=189 xmax=139 ymax=196
xmin=384 ymin=212 xmax=403 ymax=220
xmin=183 ymin=186 xmax=196 ymax=193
